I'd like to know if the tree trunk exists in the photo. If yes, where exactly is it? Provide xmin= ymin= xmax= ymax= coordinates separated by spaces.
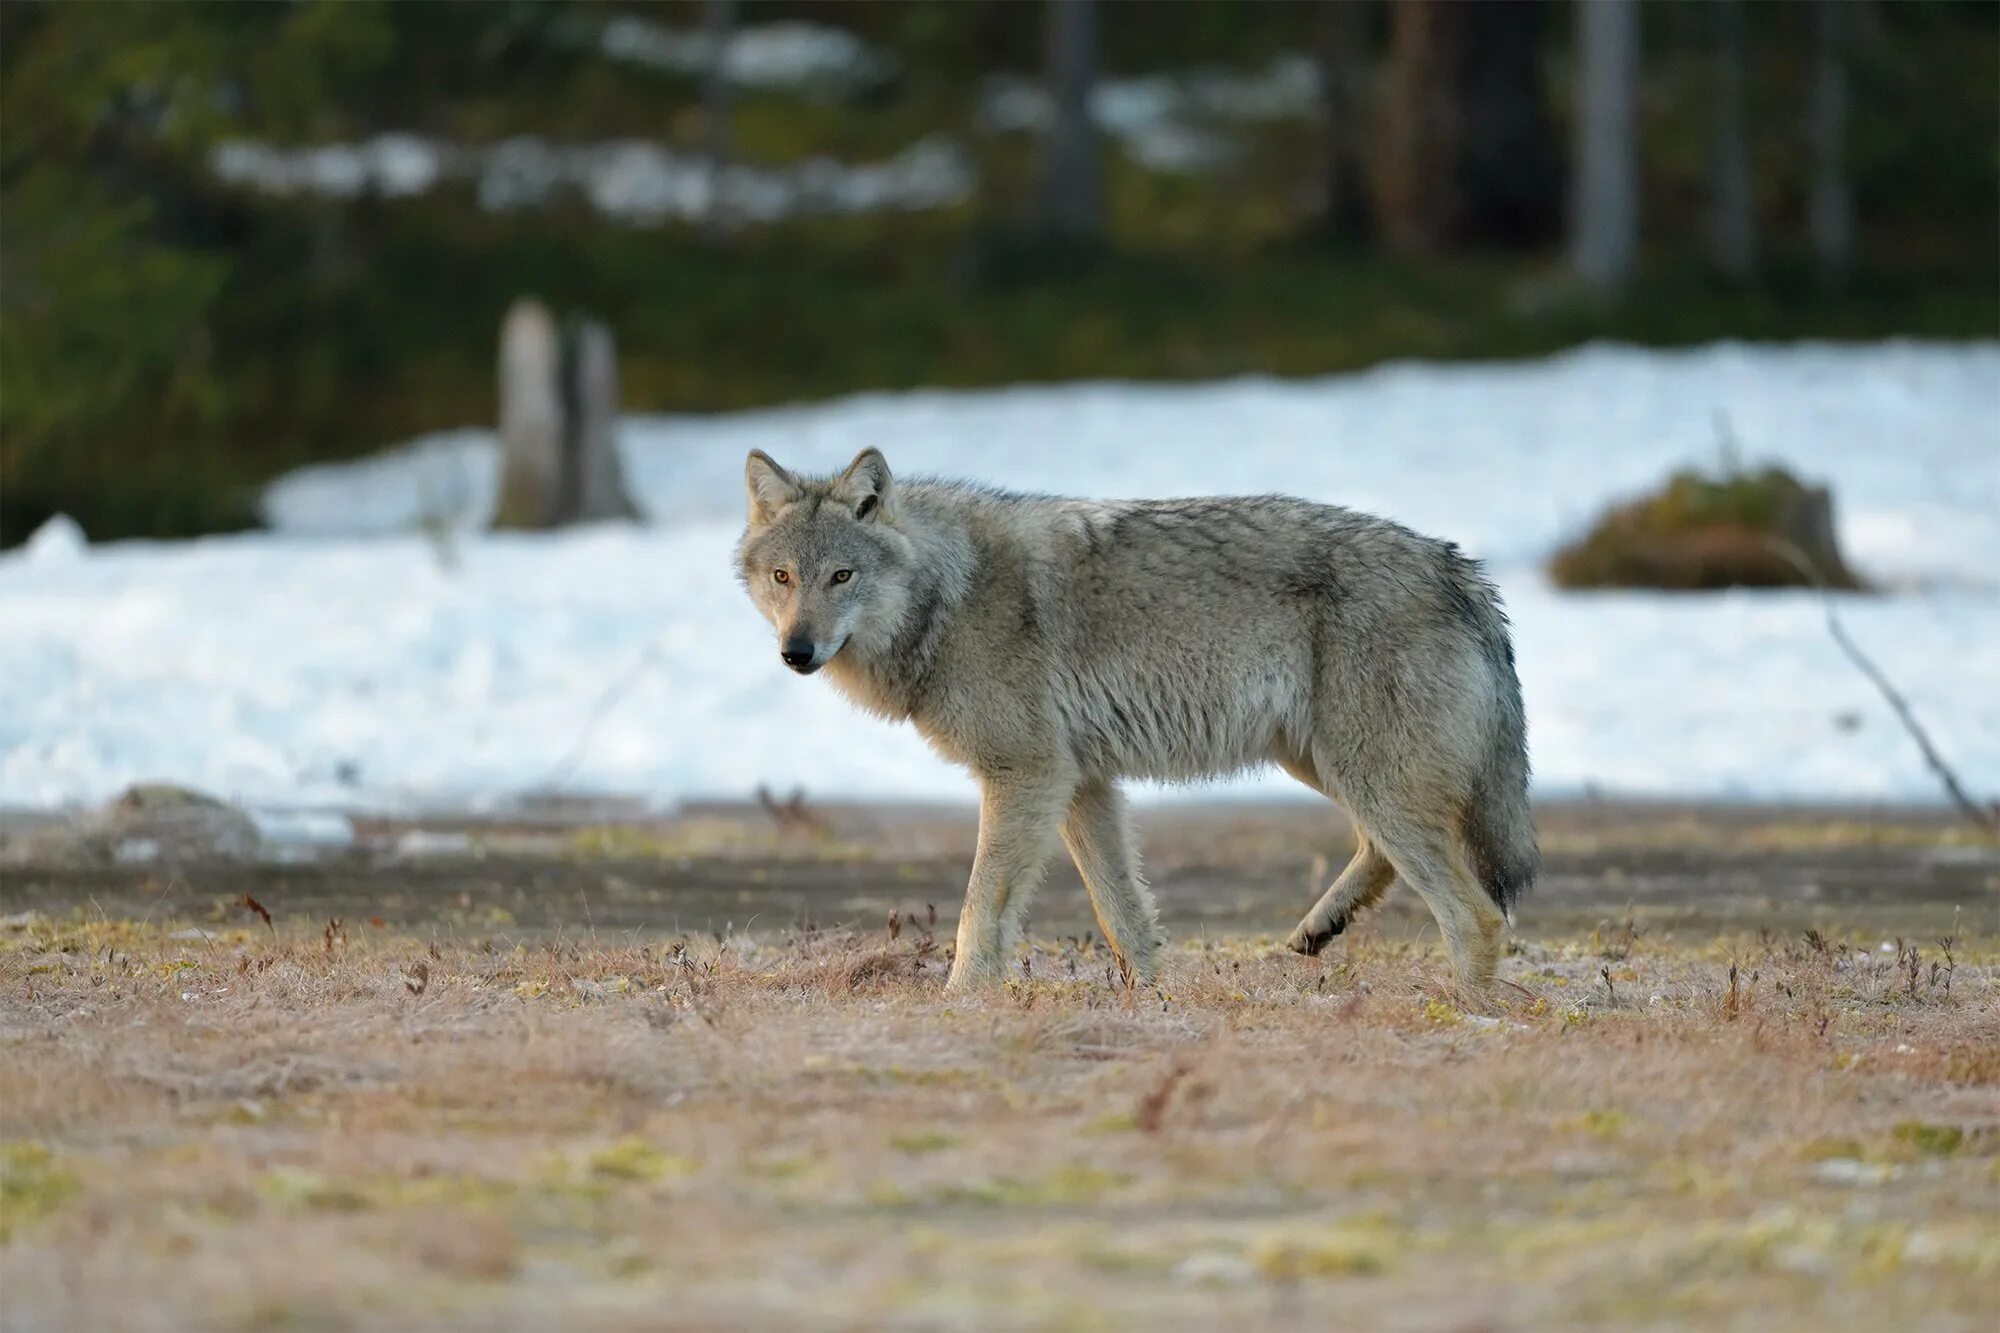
xmin=1037 ymin=0 xmax=1102 ymax=241
xmin=1570 ymin=0 xmax=1640 ymax=293
xmin=1373 ymin=0 xmax=1449 ymax=252
xmin=1375 ymin=0 xmax=1561 ymax=254
xmin=1312 ymin=0 xmax=1374 ymax=244
xmin=702 ymin=0 xmax=736 ymax=242
xmin=1808 ymin=0 xmax=1852 ymax=287
xmin=1455 ymin=0 xmax=1562 ymax=246
xmin=1709 ymin=0 xmax=1755 ymax=279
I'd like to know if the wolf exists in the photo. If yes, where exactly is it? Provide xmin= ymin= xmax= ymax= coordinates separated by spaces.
xmin=736 ymin=448 xmax=1537 ymax=998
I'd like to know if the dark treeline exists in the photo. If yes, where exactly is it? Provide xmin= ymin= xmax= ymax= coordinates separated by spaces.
xmin=3 ymin=0 xmax=1994 ymax=542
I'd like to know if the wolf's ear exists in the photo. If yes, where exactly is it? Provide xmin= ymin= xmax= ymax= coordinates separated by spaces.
xmin=745 ymin=450 xmax=801 ymax=525
xmin=835 ymin=447 xmax=892 ymax=522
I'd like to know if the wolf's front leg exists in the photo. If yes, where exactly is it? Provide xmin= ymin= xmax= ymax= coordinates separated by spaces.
xmin=946 ymin=771 xmax=1071 ymax=992
xmin=1061 ymin=779 xmax=1162 ymax=985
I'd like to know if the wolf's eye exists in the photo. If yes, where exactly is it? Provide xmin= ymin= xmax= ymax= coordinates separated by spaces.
xmin=772 ymin=569 xmax=790 ymax=585
xmin=831 ymin=569 xmax=853 ymax=585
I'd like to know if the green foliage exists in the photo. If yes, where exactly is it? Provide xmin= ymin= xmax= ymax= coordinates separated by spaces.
xmin=0 ymin=0 xmax=407 ymax=539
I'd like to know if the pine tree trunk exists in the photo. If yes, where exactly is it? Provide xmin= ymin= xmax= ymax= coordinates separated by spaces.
xmin=702 ymin=0 xmax=736 ymax=242
xmin=1375 ymin=0 xmax=1560 ymax=254
xmin=1570 ymin=0 xmax=1640 ymax=293
xmin=1710 ymin=0 xmax=1755 ymax=278
xmin=1312 ymin=0 xmax=1374 ymax=244
xmin=1808 ymin=0 xmax=1853 ymax=287
xmin=1374 ymin=0 xmax=1450 ymax=252
xmin=1455 ymin=0 xmax=1562 ymax=247
xmin=1038 ymin=0 xmax=1102 ymax=241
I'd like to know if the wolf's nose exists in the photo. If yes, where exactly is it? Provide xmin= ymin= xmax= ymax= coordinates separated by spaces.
xmin=780 ymin=640 xmax=816 ymax=669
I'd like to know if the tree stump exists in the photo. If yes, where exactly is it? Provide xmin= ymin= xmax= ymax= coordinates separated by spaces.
xmin=560 ymin=320 xmax=640 ymax=523
xmin=494 ymin=302 xmax=638 ymax=529
xmin=495 ymin=300 xmax=564 ymax=529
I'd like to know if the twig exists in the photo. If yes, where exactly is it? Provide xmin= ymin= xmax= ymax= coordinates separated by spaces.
xmin=1712 ymin=408 xmax=1743 ymax=478
xmin=756 ymin=784 xmax=827 ymax=835
xmin=1765 ymin=537 xmax=1995 ymax=830
xmin=543 ymin=640 xmax=665 ymax=790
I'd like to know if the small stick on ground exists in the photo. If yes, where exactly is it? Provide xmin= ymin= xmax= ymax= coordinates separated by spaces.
xmin=1766 ymin=537 xmax=1995 ymax=830
xmin=757 ymin=785 xmax=828 ymax=836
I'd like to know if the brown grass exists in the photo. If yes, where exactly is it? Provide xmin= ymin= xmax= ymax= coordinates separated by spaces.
xmin=3 ymin=910 xmax=1997 ymax=1331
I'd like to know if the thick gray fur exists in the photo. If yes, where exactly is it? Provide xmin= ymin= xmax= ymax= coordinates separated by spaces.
xmin=737 ymin=448 xmax=1539 ymax=996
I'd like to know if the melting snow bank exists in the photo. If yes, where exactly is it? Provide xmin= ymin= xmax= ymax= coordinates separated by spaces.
xmin=595 ymin=17 xmax=894 ymax=96
xmin=980 ymin=56 xmax=1321 ymax=174
xmin=263 ymin=342 xmax=2000 ymax=588
xmin=1 ymin=526 xmax=1996 ymax=811
xmin=210 ymin=134 xmax=973 ymax=224
xmin=9 ymin=343 xmax=1997 ymax=812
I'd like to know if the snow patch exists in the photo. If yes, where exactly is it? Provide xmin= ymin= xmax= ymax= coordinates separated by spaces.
xmin=598 ymin=17 xmax=894 ymax=95
xmin=981 ymin=56 xmax=1322 ymax=174
xmin=22 ymin=515 xmax=88 ymax=565
xmin=6 ymin=343 xmax=1997 ymax=812
xmin=259 ymin=430 xmax=497 ymax=536
xmin=211 ymin=134 xmax=447 ymax=200
xmin=212 ymin=134 xmax=973 ymax=224
xmin=261 ymin=342 xmax=2000 ymax=587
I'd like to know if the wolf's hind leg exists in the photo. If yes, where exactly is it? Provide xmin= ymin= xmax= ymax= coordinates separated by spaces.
xmin=1366 ymin=819 xmax=1505 ymax=1003
xmin=1061 ymin=779 xmax=1162 ymax=984
xmin=1285 ymin=835 xmax=1395 ymax=956
xmin=947 ymin=771 xmax=1070 ymax=993
xmin=1272 ymin=750 xmax=1396 ymax=957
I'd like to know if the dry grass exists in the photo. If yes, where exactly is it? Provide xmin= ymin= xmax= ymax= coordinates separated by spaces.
xmin=2 ymin=908 xmax=1997 ymax=1332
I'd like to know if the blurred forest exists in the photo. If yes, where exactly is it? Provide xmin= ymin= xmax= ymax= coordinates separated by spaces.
xmin=2 ymin=0 xmax=1995 ymax=542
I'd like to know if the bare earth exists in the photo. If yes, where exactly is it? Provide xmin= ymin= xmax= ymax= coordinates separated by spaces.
xmin=2 ymin=802 xmax=1997 ymax=1331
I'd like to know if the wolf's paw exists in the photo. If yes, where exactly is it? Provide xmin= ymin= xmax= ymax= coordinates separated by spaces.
xmin=1285 ymin=915 xmax=1345 ymax=957
xmin=943 ymin=955 xmax=1006 ymax=994
xmin=1108 ymin=943 xmax=1163 ymax=989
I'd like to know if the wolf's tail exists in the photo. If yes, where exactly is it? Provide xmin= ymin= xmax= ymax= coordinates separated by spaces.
xmin=1446 ymin=554 xmax=1540 ymax=920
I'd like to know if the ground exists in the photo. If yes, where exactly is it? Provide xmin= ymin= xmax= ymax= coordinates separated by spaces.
xmin=2 ymin=804 xmax=1996 ymax=1331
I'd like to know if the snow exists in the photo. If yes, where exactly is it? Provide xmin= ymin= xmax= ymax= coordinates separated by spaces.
xmin=210 ymin=135 xmax=449 ymax=201
xmin=980 ymin=56 xmax=1322 ymax=174
xmin=210 ymin=134 xmax=973 ymax=225
xmin=202 ymin=20 xmax=944 ymax=224
xmin=5 ymin=342 xmax=1997 ymax=813
xmin=20 ymin=515 xmax=88 ymax=566
xmin=597 ymin=17 xmax=894 ymax=95
xmin=260 ymin=430 xmax=495 ymax=537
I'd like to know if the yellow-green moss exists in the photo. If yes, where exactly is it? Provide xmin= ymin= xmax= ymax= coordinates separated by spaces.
xmin=0 ymin=1143 xmax=78 ymax=1239
xmin=586 ymin=1138 xmax=698 ymax=1183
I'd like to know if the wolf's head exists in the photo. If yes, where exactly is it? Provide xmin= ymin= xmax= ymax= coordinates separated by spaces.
xmin=736 ymin=448 xmax=914 ymax=675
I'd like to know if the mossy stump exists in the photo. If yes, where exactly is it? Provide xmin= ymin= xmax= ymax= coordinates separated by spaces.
xmin=1550 ymin=466 xmax=1864 ymax=591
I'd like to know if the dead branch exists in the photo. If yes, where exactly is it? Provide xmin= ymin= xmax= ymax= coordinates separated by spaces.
xmin=543 ymin=640 xmax=665 ymax=789
xmin=1765 ymin=537 xmax=1995 ymax=830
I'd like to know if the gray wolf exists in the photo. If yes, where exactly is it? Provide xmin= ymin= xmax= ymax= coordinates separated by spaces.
xmin=736 ymin=448 xmax=1537 ymax=998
